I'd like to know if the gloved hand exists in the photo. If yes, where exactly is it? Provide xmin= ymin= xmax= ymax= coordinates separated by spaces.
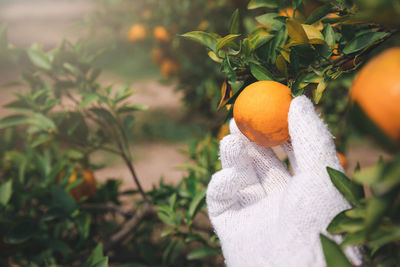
xmin=206 ymin=96 xmax=361 ymax=267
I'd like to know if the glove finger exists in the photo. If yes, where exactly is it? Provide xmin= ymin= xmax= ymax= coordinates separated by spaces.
xmin=288 ymin=96 xmax=342 ymax=174
xmin=247 ymin=142 xmax=290 ymax=193
xmin=225 ymin=119 xmax=290 ymax=193
xmin=281 ymin=141 xmax=299 ymax=174
xmin=206 ymin=167 xmax=263 ymax=216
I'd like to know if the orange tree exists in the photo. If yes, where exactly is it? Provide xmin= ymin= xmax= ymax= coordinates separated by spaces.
xmin=183 ymin=0 xmax=400 ymax=265
xmin=90 ymin=0 xmax=250 ymax=130
xmin=0 ymin=25 xmax=222 ymax=265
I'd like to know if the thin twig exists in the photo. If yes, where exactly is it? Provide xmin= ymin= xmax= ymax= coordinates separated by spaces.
xmin=80 ymin=203 xmax=134 ymax=218
xmin=103 ymin=202 xmax=154 ymax=252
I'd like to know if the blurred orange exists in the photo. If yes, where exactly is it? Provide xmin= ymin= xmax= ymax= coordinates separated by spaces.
xmin=151 ymin=48 xmax=164 ymax=65
xmin=350 ymin=47 xmax=400 ymax=143
xmin=128 ymin=23 xmax=147 ymax=42
xmin=58 ymin=169 xmax=97 ymax=201
xmin=154 ymin=26 xmax=172 ymax=42
xmin=160 ymin=59 xmax=180 ymax=77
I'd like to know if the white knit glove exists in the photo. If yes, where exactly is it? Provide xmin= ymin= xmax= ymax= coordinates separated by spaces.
xmin=207 ymin=96 xmax=361 ymax=267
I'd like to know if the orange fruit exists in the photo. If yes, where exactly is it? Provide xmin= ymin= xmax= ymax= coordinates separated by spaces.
xmin=58 ymin=169 xmax=97 ymax=201
xmin=350 ymin=47 xmax=400 ymax=143
xmin=128 ymin=23 xmax=147 ymax=42
xmin=160 ymin=59 xmax=180 ymax=78
xmin=233 ymin=81 xmax=293 ymax=147
xmin=337 ymin=152 xmax=347 ymax=169
xmin=153 ymin=26 xmax=171 ymax=42
xmin=151 ymin=48 xmax=164 ymax=65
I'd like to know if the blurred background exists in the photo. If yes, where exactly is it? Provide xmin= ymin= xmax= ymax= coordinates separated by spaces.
xmin=0 ymin=0 xmax=398 ymax=266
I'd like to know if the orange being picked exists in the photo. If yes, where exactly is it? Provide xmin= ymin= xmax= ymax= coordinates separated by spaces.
xmin=350 ymin=47 xmax=400 ymax=143
xmin=154 ymin=26 xmax=171 ymax=42
xmin=160 ymin=59 xmax=180 ymax=78
xmin=128 ymin=23 xmax=147 ymax=42
xmin=233 ymin=81 xmax=292 ymax=147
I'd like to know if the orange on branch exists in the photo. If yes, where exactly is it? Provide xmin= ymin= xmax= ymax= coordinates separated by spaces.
xmin=151 ymin=48 xmax=164 ymax=65
xmin=154 ymin=26 xmax=171 ymax=42
xmin=233 ymin=81 xmax=292 ymax=147
xmin=350 ymin=47 xmax=400 ymax=143
xmin=128 ymin=23 xmax=147 ymax=42
xmin=160 ymin=59 xmax=180 ymax=77
xmin=58 ymin=168 xmax=97 ymax=201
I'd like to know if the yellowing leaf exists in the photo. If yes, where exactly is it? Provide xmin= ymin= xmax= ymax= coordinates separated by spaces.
xmin=217 ymin=79 xmax=232 ymax=110
xmin=313 ymin=79 xmax=327 ymax=103
xmin=302 ymin=24 xmax=325 ymax=44
xmin=208 ymin=51 xmax=222 ymax=63
xmin=286 ymin=19 xmax=308 ymax=44
xmin=280 ymin=50 xmax=290 ymax=62
xmin=276 ymin=55 xmax=287 ymax=75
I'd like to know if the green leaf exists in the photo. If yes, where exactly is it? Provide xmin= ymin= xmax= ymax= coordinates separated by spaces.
xmin=0 ymin=180 xmax=12 ymax=206
xmin=323 ymin=24 xmax=336 ymax=49
xmin=0 ymin=115 xmax=30 ymax=129
xmin=256 ymin=13 xmax=284 ymax=31
xmin=365 ymin=197 xmax=392 ymax=231
xmin=248 ymin=28 xmax=274 ymax=51
xmin=80 ymin=93 xmax=99 ymax=108
xmin=4 ymin=221 xmax=37 ymax=244
xmin=229 ymin=9 xmax=240 ymax=34
xmin=368 ymin=226 xmax=400 ymax=249
xmin=92 ymin=258 xmax=108 ymax=267
xmin=320 ymin=234 xmax=352 ymax=267
xmin=313 ymin=78 xmax=327 ymax=104
xmin=223 ymin=58 xmax=236 ymax=83
xmin=327 ymin=210 xmax=364 ymax=234
xmin=249 ymin=63 xmax=275 ymax=81
xmin=181 ymin=31 xmax=219 ymax=52
xmin=188 ymin=189 xmax=206 ymax=219
xmin=157 ymin=205 xmax=175 ymax=226
xmin=286 ymin=19 xmax=308 ymax=44
xmin=343 ymin=32 xmax=388 ymax=54
xmin=341 ymin=230 xmax=366 ymax=247
xmin=51 ymin=186 xmax=78 ymax=215
xmin=217 ymin=34 xmax=240 ymax=50
xmin=371 ymin=160 xmax=400 ymax=196
xmin=186 ymin=246 xmax=220 ymax=260
xmin=118 ymin=104 xmax=148 ymax=114
xmin=83 ymin=243 xmax=105 ymax=267
xmin=248 ymin=0 xmax=278 ymax=9
xmin=27 ymin=45 xmax=52 ymax=70
xmin=327 ymin=167 xmax=364 ymax=206
xmin=305 ymin=3 xmax=333 ymax=24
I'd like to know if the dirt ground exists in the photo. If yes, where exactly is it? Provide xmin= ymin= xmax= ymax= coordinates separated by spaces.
xmin=0 ymin=0 xmax=392 ymax=195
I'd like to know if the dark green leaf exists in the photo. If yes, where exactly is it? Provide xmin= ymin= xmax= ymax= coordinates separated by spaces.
xmin=4 ymin=221 xmax=37 ymax=244
xmin=341 ymin=230 xmax=366 ymax=247
xmin=365 ymin=197 xmax=392 ymax=231
xmin=248 ymin=0 xmax=278 ymax=9
xmin=327 ymin=167 xmax=364 ymax=206
xmin=188 ymin=189 xmax=206 ymax=219
xmin=320 ymin=234 xmax=352 ymax=267
xmin=343 ymin=32 xmax=388 ymax=54
xmin=51 ymin=186 xmax=78 ymax=215
xmin=249 ymin=63 xmax=275 ymax=81
xmin=305 ymin=3 xmax=333 ymax=24
xmin=186 ymin=246 xmax=220 ymax=260
xmin=92 ymin=258 xmax=108 ymax=267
